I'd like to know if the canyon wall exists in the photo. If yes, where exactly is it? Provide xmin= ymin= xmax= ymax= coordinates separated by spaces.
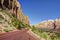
xmin=0 ymin=0 xmax=30 ymax=25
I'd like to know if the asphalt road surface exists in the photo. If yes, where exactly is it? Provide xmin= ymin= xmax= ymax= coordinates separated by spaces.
xmin=0 ymin=29 xmax=38 ymax=40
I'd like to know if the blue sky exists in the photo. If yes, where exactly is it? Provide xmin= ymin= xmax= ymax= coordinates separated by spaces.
xmin=18 ymin=0 xmax=60 ymax=25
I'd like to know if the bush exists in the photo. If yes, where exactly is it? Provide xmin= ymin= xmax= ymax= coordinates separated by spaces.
xmin=31 ymin=27 xmax=60 ymax=40
xmin=3 ymin=28 xmax=10 ymax=32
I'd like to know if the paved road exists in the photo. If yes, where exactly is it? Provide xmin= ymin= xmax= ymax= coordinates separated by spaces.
xmin=0 ymin=29 xmax=38 ymax=40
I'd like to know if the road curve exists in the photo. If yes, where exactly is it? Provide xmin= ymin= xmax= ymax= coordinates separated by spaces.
xmin=0 ymin=29 xmax=38 ymax=40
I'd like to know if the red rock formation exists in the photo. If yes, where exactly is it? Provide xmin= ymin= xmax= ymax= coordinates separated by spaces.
xmin=0 ymin=0 xmax=30 ymax=25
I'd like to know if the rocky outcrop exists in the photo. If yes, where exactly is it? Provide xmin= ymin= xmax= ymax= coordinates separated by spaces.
xmin=16 ymin=1 xmax=30 ymax=25
xmin=23 ymin=15 xmax=30 ymax=25
xmin=17 ymin=9 xmax=30 ymax=25
xmin=0 ymin=0 xmax=30 ymax=25
xmin=0 ymin=11 xmax=16 ymax=32
xmin=0 ymin=0 xmax=30 ymax=32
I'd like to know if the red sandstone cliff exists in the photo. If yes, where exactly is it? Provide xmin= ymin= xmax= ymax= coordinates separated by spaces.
xmin=0 ymin=0 xmax=30 ymax=25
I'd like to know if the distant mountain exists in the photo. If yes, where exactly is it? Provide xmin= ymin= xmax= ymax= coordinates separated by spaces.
xmin=35 ymin=18 xmax=60 ymax=30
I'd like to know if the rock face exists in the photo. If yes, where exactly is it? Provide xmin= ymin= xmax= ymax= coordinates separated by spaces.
xmin=0 ymin=0 xmax=30 ymax=25
xmin=23 ymin=16 xmax=30 ymax=25
xmin=0 ymin=0 xmax=30 ymax=32
xmin=0 ymin=11 xmax=16 ymax=32
xmin=18 ymin=10 xmax=30 ymax=25
xmin=35 ymin=18 xmax=60 ymax=30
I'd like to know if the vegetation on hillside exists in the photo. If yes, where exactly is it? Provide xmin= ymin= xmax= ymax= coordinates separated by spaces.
xmin=31 ymin=25 xmax=60 ymax=40
xmin=0 ymin=9 xmax=30 ymax=32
